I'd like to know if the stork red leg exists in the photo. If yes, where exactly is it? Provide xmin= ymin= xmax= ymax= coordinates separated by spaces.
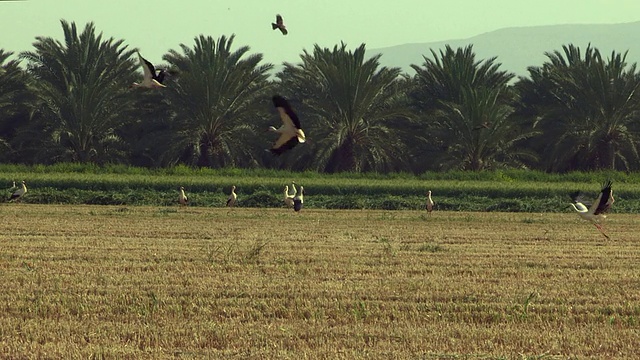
xmin=594 ymin=224 xmax=609 ymax=239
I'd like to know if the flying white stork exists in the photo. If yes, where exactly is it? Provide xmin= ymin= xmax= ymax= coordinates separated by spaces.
xmin=283 ymin=185 xmax=295 ymax=207
xmin=226 ymin=185 xmax=237 ymax=207
xmin=8 ymin=180 xmax=26 ymax=202
xmin=178 ymin=186 xmax=188 ymax=206
xmin=570 ymin=180 xmax=615 ymax=239
xmin=426 ymin=190 xmax=434 ymax=215
xmin=132 ymin=52 xmax=167 ymax=89
xmin=293 ymin=185 xmax=304 ymax=212
xmin=268 ymin=95 xmax=305 ymax=155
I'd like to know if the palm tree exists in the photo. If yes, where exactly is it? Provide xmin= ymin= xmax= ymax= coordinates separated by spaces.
xmin=410 ymin=44 xmax=524 ymax=171
xmin=410 ymin=45 xmax=514 ymax=112
xmin=277 ymin=43 xmax=412 ymax=173
xmin=161 ymin=34 xmax=273 ymax=168
xmin=438 ymin=86 xmax=538 ymax=170
xmin=0 ymin=50 xmax=35 ymax=162
xmin=516 ymin=44 xmax=640 ymax=171
xmin=121 ymin=89 xmax=175 ymax=167
xmin=19 ymin=20 xmax=138 ymax=163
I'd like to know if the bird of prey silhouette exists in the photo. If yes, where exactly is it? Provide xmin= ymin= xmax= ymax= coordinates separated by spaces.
xmin=272 ymin=14 xmax=288 ymax=35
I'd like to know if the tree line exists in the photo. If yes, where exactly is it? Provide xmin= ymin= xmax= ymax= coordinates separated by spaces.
xmin=1 ymin=20 xmax=640 ymax=173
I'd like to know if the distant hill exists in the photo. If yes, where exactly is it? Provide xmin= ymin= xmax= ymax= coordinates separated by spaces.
xmin=369 ymin=22 xmax=640 ymax=78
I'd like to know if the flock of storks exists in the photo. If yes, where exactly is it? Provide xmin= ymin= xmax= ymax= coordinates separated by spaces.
xmin=178 ymin=181 xmax=305 ymax=212
xmin=179 ymin=181 xmax=301 ymax=212
xmin=133 ymin=14 xmax=306 ymax=212
xmin=5 ymin=179 xmax=615 ymax=237
xmin=132 ymin=15 xmax=303 ymax=155
xmin=2 ymin=13 xmax=616 ymax=235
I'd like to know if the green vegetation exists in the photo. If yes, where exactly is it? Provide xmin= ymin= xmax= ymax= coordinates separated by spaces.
xmin=2 ymin=164 xmax=639 ymax=212
xmin=3 ymin=21 xmax=640 ymax=173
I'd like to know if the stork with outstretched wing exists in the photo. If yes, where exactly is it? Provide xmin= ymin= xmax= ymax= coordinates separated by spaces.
xmin=570 ymin=180 xmax=615 ymax=239
xmin=267 ymin=95 xmax=305 ymax=155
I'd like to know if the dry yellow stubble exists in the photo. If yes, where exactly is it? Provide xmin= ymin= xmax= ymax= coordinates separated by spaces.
xmin=0 ymin=204 xmax=638 ymax=359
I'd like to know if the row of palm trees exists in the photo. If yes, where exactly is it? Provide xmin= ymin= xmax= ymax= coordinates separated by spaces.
xmin=1 ymin=20 xmax=640 ymax=173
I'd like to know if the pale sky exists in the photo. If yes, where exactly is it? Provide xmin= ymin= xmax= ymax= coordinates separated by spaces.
xmin=1 ymin=0 xmax=640 ymax=67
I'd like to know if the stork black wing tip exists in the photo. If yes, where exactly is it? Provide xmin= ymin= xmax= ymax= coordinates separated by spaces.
xmin=272 ymin=95 xmax=288 ymax=107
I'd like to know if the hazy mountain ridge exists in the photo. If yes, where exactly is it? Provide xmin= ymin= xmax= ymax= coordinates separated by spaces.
xmin=370 ymin=21 xmax=640 ymax=77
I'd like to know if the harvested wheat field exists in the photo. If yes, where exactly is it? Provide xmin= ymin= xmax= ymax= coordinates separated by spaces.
xmin=0 ymin=204 xmax=638 ymax=359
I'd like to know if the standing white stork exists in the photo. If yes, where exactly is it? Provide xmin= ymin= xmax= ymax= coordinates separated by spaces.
xmin=289 ymin=181 xmax=297 ymax=198
xmin=293 ymin=185 xmax=304 ymax=212
xmin=7 ymin=180 xmax=17 ymax=194
xmin=268 ymin=95 xmax=305 ymax=155
xmin=178 ymin=186 xmax=188 ymax=206
xmin=226 ymin=185 xmax=237 ymax=207
xmin=426 ymin=190 xmax=434 ymax=215
xmin=283 ymin=185 xmax=295 ymax=207
xmin=8 ymin=180 xmax=26 ymax=202
xmin=132 ymin=52 xmax=167 ymax=89
xmin=570 ymin=180 xmax=615 ymax=239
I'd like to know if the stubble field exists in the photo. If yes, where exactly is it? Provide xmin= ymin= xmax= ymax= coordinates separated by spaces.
xmin=0 ymin=204 xmax=638 ymax=359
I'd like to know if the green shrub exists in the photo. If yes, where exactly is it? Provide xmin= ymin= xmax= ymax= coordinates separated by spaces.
xmin=240 ymin=191 xmax=281 ymax=208
xmin=22 ymin=187 xmax=80 ymax=204
xmin=375 ymin=196 xmax=415 ymax=210
xmin=86 ymin=193 xmax=126 ymax=205
xmin=319 ymin=194 xmax=366 ymax=209
xmin=1 ymin=164 xmax=640 ymax=212
xmin=486 ymin=199 xmax=526 ymax=212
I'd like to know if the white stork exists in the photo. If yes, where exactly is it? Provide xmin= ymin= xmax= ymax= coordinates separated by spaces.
xmin=178 ymin=186 xmax=188 ymax=206
xmin=226 ymin=185 xmax=237 ymax=207
xmin=132 ymin=52 xmax=167 ymax=89
xmin=293 ymin=185 xmax=304 ymax=212
xmin=570 ymin=180 xmax=615 ymax=239
xmin=8 ymin=180 xmax=26 ymax=202
xmin=7 ymin=180 xmax=16 ymax=193
xmin=426 ymin=190 xmax=434 ymax=215
xmin=283 ymin=185 xmax=295 ymax=207
xmin=268 ymin=95 xmax=305 ymax=155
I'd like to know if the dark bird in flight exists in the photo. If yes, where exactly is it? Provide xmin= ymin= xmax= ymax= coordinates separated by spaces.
xmin=267 ymin=95 xmax=305 ymax=155
xmin=272 ymin=14 xmax=288 ymax=35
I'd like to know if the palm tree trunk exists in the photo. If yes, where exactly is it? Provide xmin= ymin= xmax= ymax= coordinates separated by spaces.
xmin=197 ymin=140 xmax=211 ymax=167
xmin=333 ymin=138 xmax=357 ymax=173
